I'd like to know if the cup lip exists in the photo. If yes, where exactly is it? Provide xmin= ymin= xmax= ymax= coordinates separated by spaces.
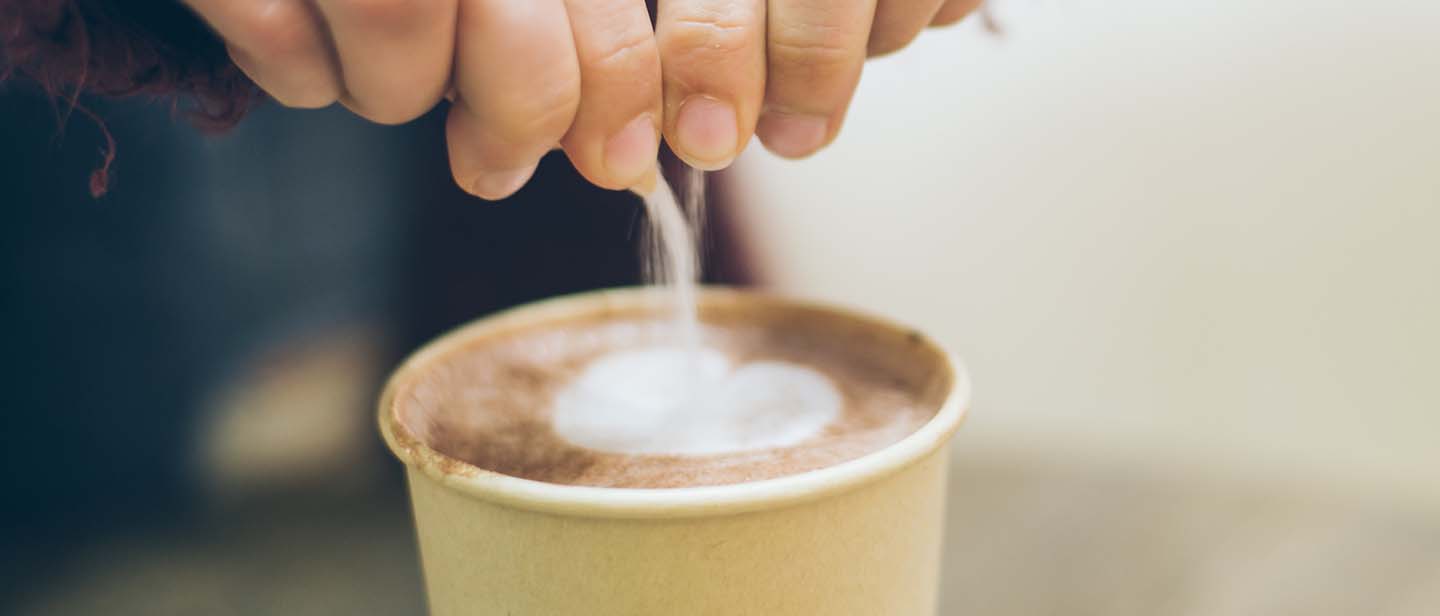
xmin=379 ymin=286 xmax=970 ymax=519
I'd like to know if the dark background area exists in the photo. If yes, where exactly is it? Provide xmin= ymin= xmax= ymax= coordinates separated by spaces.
xmin=0 ymin=88 xmax=744 ymax=612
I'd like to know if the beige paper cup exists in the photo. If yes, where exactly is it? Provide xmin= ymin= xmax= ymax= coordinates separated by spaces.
xmin=379 ymin=288 xmax=970 ymax=615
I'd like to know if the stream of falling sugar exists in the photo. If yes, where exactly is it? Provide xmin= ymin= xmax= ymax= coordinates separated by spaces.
xmin=639 ymin=164 xmax=704 ymax=355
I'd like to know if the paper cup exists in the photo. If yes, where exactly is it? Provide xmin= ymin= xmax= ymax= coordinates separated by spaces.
xmin=379 ymin=288 xmax=970 ymax=615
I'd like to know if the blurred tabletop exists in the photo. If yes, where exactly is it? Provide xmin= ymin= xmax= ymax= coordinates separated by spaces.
xmin=12 ymin=451 xmax=1439 ymax=615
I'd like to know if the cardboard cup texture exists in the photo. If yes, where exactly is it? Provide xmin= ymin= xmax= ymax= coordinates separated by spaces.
xmin=379 ymin=288 xmax=970 ymax=616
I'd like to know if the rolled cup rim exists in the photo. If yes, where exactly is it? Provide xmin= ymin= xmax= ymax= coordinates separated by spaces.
xmin=378 ymin=286 xmax=970 ymax=519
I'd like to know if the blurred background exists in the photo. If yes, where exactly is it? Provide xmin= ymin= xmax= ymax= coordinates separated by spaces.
xmin=3 ymin=0 xmax=1438 ymax=614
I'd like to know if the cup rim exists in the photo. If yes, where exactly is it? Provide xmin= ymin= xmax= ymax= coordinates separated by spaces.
xmin=379 ymin=286 xmax=970 ymax=519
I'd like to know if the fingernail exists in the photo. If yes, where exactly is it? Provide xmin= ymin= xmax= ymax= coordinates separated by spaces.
xmin=675 ymin=96 xmax=738 ymax=168
xmin=469 ymin=164 xmax=537 ymax=200
xmin=756 ymin=112 xmax=829 ymax=159
xmin=605 ymin=114 xmax=659 ymax=184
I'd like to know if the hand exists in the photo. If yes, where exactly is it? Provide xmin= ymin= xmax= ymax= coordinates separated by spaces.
xmin=185 ymin=0 xmax=663 ymax=198
xmin=184 ymin=0 xmax=985 ymax=200
xmin=657 ymin=0 xmax=984 ymax=169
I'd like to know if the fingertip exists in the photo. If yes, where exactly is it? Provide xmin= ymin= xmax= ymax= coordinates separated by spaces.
xmin=628 ymin=166 xmax=659 ymax=198
xmin=867 ymin=35 xmax=916 ymax=58
xmin=461 ymin=164 xmax=539 ymax=201
xmin=448 ymin=108 xmax=540 ymax=200
xmin=932 ymin=0 xmax=985 ymax=26
xmin=603 ymin=114 xmax=661 ymax=186
xmin=671 ymin=95 xmax=740 ymax=170
xmin=756 ymin=111 xmax=829 ymax=159
xmin=340 ymin=96 xmax=433 ymax=125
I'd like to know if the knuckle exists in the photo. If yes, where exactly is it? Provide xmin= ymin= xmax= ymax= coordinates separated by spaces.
xmin=660 ymin=9 xmax=758 ymax=59
xmin=769 ymin=25 xmax=857 ymax=73
xmin=490 ymin=84 xmax=580 ymax=144
xmin=587 ymin=30 xmax=659 ymax=75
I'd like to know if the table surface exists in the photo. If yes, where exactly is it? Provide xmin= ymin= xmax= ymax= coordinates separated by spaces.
xmin=13 ymin=453 xmax=1439 ymax=615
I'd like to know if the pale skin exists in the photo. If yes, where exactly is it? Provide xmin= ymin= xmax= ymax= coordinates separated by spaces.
xmin=183 ymin=0 xmax=985 ymax=199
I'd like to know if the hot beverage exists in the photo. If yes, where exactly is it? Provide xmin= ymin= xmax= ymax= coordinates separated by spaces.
xmin=389 ymin=293 xmax=950 ymax=488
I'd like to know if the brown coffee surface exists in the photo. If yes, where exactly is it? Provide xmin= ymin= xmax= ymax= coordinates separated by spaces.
xmin=392 ymin=299 xmax=951 ymax=489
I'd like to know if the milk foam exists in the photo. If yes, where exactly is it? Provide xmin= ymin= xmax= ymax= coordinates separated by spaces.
xmin=562 ymin=168 xmax=840 ymax=456
xmin=550 ymin=347 xmax=843 ymax=456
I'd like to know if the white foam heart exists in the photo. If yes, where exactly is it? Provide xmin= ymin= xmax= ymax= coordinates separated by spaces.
xmin=550 ymin=347 xmax=842 ymax=456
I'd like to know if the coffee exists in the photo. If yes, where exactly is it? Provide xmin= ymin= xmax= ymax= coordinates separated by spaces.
xmin=390 ymin=293 xmax=951 ymax=489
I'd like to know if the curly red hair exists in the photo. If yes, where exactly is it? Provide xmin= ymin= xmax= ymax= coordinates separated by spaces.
xmin=1 ymin=0 xmax=257 ymax=196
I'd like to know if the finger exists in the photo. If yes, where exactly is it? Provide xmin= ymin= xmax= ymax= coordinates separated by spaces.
xmin=869 ymin=0 xmax=947 ymax=56
xmin=559 ymin=0 xmax=663 ymax=190
xmin=655 ymin=0 xmax=766 ymax=170
xmin=931 ymin=0 xmax=985 ymax=26
xmin=447 ymin=0 xmax=581 ymax=199
xmin=313 ymin=0 xmax=458 ymax=124
xmin=184 ymin=0 xmax=341 ymax=108
xmin=755 ymin=0 xmax=874 ymax=159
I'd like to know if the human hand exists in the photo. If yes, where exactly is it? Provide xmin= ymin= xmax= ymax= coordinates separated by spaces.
xmin=184 ymin=0 xmax=984 ymax=200
xmin=656 ymin=0 xmax=984 ymax=170
xmin=184 ymin=0 xmax=663 ymax=198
